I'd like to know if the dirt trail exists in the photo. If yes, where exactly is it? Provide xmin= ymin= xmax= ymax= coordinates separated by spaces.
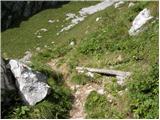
xmin=68 ymin=82 xmax=104 ymax=119
xmin=47 ymin=59 xmax=105 ymax=119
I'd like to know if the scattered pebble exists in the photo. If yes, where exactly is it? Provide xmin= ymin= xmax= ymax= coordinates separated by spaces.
xmin=97 ymin=88 xmax=104 ymax=95
xmin=114 ymin=1 xmax=125 ymax=8
xmin=86 ymin=72 xmax=94 ymax=78
xmin=128 ymin=2 xmax=135 ymax=8
xmin=34 ymin=28 xmax=48 ymax=36
xmin=107 ymin=94 xmax=114 ymax=102
xmin=56 ymin=33 xmax=59 ymax=36
xmin=85 ymin=30 xmax=88 ymax=34
xmin=125 ymin=88 xmax=128 ymax=91
xmin=40 ymin=28 xmax=48 ymax=32
xmin=56 ymin=19 xmax=59 ymax=22
xmin=48 ymin=19 xmax=55 ymax=23
xmin=51 ymin=41 xmax=55 ymax=44
xmin=70 ymin=41 xmax=75 ymax=46
xmin=44 ymin=45 xmax=48 ymax=48
xmin=66 ymin=13 xmax=76 ymax=20
xmin=37 ymin=35 xmax=42 ymax=38
xmin=117 ymin=55 xmax=122 ymax=61
xmin=36 ymin=47 xmax=41 ymax=51
xmin=118 ymin=91 xmax=123 ymax=96
xmin=96 ymin=17 xmax=100 ymax=22
xmin=116 ymin=76 xmax=124 ymax=85
xmin=77 ymin=69 xmax=84 ymax=73
xmin=75 ymin=85 xmax=80 ymax=89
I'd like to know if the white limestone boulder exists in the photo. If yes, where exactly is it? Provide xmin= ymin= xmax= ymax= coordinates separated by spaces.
xmin=8 ymin=59 xmax=50 ymax=106
xmin=129 ymin=8 xmax=153 ymax=36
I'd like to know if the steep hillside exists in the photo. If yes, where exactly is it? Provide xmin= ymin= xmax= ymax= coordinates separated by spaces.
xmin=1 ymin=1 xmax=159 ymax=119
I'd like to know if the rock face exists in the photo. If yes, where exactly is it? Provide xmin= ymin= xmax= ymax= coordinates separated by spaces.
xmin=58 ymin=0 xmax=116 ymax=34
xmin=1 ymin=58 xmax=16 ymax=103
xmin=129 ymin=8 xmax=153 ymax=36
xmin=1 ymin=1 xmax=69 ymax=31
xmin=8 ymin=59 xmax=50 ymax=106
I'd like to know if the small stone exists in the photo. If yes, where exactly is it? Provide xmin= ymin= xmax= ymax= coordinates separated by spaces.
xmin=37 ymin=35 xmax=42 ymax=38
xmin=70 ymin=41 xmax=75 ymax=46
xmin=40 ymin=28 xmax=47 ymax=32
xmin=116 ymin=76 xmax=124 ymax=85
xmin=56 ymin=33 xmax=59 ymax=36
xmin=75 ymin=85 xmax=80 ymax=89
xmin=117 ymin=55 xmax=122 ymax=61
xmin=128 ymin=2 xmax=135 ymax=8
xmin=66 ymin=13 xmax=76 ymax=20
xmin=96 ymin=17 xmax=100 ymax=21
xmin=86 ymin=72 xmax=94 ymax=78
xmin=114 ymin=1 xmax=125 ymax=8
xmin=97 ymin=88 xmax=104 ymax=95
xmin=36 ymin=47 xmax=41 ymax=51
xmin=118 ymin=90 xmax=123 ymax=96
xmin=51 ymin=41 xmax=55 ymax=44
xmin=107 ymin=94 xmax=114 ymax=102
xmin=48 ymin=19 xmax=55 ymax=23
xmin=85 ymin=30 xmax=88 ymax=34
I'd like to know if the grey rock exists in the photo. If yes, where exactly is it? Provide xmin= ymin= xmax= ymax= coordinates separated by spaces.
xmin=1 ymin=58 xmax=16 ymax=103
xmin=9 ymin=59 xmax=50 ymax=106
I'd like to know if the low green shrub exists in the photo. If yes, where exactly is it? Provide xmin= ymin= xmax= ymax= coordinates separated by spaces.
xmin=85 ymin=91 xmax=110 ymax=118
xmin=71 ymin=73 xmax=91 ymax=85
xmin=128 ymin=63 xmax=159 ymax=119
xmin=85 ymin=91 xmax=124 ymax=118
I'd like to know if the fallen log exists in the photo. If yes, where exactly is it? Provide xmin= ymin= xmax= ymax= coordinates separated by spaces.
xmin=76 ymin=67 xmax=131 ymax=78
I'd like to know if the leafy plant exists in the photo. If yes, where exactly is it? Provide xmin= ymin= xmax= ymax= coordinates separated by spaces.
xmin=128 ymin=63 xmax=159 ymax=119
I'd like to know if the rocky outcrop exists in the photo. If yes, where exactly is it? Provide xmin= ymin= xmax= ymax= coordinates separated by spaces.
xmin=8 ymin=59 xmax=50 ymax=106
xmin=1 ymin=1 xmax=69 ymax=31
xmin=1 ymin=58 xmax=16 ymax=103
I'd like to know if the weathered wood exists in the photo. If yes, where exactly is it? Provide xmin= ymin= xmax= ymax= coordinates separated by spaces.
xmin=76 ymin=66 xmax=131 ymax=78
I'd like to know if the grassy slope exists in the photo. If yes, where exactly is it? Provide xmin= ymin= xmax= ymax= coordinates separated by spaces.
xmin=1 ymin=1 xmax=159 ymax=119
xmin=1 ymin=1 xmax=98 ymax=58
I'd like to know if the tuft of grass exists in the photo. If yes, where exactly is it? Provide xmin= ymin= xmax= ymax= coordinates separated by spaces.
xmin=70 ymin=72 xmax=91 ymax=85
xmin=85 ymin=91 xmax=125 ymax=119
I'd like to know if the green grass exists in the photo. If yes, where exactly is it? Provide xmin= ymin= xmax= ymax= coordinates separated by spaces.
xmin=1 ymin=1 xmax=98 ymax=59
xmin=1 ymin=1 xmax=159 ymax=119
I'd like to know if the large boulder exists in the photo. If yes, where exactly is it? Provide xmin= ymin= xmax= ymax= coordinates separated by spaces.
xmin=129 ymin=8 xmax=153 ymax=36
xmin=8 ymin=59 xmax=50 ymax=106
